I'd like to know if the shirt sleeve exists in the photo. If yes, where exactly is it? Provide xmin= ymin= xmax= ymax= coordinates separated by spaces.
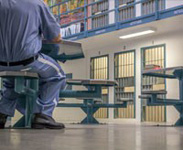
xmin=39 ymin=2 xmax=60 ymax=40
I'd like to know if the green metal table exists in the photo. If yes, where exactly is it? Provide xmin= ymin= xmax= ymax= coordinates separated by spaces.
xmin=142 ymin=66 xmax=183 ymax=126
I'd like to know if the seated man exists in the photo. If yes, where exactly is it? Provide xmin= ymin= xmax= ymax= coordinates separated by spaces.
xmin=0 ymin=0 xmax=66 ymax=129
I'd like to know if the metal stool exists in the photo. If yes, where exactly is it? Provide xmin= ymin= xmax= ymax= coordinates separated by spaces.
xmin=0 ymin=71 xmax=39 ymax=128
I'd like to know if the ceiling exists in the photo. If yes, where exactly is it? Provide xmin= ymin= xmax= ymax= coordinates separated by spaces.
xmin=79 ymin=15 xmax=183 ymax=51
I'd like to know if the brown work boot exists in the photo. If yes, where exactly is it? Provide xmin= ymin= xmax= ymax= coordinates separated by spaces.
xmin=31 ymin=113 xmax=65 ymax=129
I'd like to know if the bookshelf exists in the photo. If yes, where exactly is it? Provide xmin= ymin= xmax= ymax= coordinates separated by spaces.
xmin=44 ymin=0 xmax=85 ymax=38
xmin=141 ymin=45 xmax=166 ymax=122
xmin=114 ymin=51 xmax=135 ymax=119
xmin=118 ymin=0 xmax=135 ymax=21
xmin=91 ymin=0 xmax=109 ymax=29
xmin=59 ymin=0 xmax=85 ymax=38
xmin=142 ymin=0 xmax=165 ymax=15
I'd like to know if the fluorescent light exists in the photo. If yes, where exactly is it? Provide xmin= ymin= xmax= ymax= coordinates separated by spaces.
xmin=119 ymin=29 xmax=155 ymax=39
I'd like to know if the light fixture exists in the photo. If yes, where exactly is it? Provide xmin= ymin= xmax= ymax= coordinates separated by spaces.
xmin=119 ymin=28 xmax=156 ymax=39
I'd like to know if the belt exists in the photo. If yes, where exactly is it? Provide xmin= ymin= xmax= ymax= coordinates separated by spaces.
xmin=0 ymin=55 xmax=39 ymax=66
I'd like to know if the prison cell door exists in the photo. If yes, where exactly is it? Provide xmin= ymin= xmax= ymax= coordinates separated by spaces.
xmin=90 ymin=56 xmax=109 ymax=118
xmin=141 ymin=45 xmax=166 ymax=122
xmin=114 ymin=51 xmax=135 ymax=118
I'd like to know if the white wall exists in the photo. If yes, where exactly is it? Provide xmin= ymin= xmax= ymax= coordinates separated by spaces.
xmin=52 ymin=28 xmax=183 ymax=125
xmin=166 ymin=0 xmax=183 ymax=9
xmin=109 ymin=0 xmax=115 ymax=25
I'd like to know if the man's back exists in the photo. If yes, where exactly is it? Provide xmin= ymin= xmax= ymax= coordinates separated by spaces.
xmin=0 ymin=0 xmax=60 ymax=62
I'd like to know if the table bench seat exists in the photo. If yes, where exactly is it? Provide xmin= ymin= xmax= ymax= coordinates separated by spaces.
xmin=0 ymin=71 xmax=38 ymax=78
xmin=141 ymin=90 xmax=167 ymax=95
xmin=138 ymin=95 xmax=151 ymax=99
xmin=117 ymin=98 xmax=133 ymax=104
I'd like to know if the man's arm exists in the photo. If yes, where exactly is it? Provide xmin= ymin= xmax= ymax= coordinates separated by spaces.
xmin=39 ymin=1 xmax=62 ymax=42
xmin=52 ymin=33 xmax=62 ymax=43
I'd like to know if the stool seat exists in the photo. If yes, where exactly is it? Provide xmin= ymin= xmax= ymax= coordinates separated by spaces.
xmin=0 ymin=71 xmax=38 ymax=78
xmin=0 ymin=71 xmax=39 ymax=128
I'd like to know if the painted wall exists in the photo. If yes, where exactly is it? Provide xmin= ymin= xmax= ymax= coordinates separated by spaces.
xmin=166 ymin=0 xmax=183 ymax=9
xmin=49 ymin=29 xmax=183 ymax=125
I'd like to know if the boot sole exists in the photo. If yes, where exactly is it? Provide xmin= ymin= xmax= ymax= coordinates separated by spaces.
xmin=31 ymin=123 xmax=65 ymax=129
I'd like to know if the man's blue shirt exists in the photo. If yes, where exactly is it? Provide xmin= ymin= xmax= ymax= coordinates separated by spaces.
xmin=0 ymin=0 xmax=60 ymax=62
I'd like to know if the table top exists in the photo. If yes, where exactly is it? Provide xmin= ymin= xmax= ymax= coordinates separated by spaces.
xmin=0 ymin=71 xmax=38 ymax=78
xmin=66 ymin=79 xmax=118 ymax=86
xmin=41 ymin=40 xmax=84 ymax=61
xmin=143 ymin=66 xmax=183 ymax=79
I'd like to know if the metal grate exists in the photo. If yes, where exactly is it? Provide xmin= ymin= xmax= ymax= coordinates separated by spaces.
xmin=114 ymin=51 xmax=135 ymax=118
xmin=141 ymin=45 xmax=166 ymax=122
xmin=142 ymin=0 xmax=165 ymax=15
xmin=90 ymin=55 xmax=109 ymax=118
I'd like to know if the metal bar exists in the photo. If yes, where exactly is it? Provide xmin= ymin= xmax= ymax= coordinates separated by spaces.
xmin=59 ymin=90 xmax=101 ymax=99
xmin=151 ymin=98 xmax=183 ymax=105
xmin=143 ymin=73 xmax=175 ymax=79
xmin=57 ymin=103 xmax=127 ymax=108
xmin=84 ymin=0 xmax=87 ymax=37
xmin=57 ymin=103 xmax=85 ymax=107
xmin=155 ymin=0 xmax=159 ymax=19
xmin=179 ymin=79 xmax=183 ymax=101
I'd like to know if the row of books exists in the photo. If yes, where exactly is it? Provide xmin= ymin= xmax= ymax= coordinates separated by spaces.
xmin=116 ymin=66 xmax=135 ymax=78
xmin=119 ymin=6 xmax=135 ymax=21
xmin=115 ymin=90 xmax=135 ymax=94
xmin=92 ymin=0 xmax=109 ymax=14
xmin=115 ymin=93 xmax=134 ymax=102
xmin=142 ymin=76 xmax=165 ymax=86
xmin=116 ymin=52 xmax=134 ymax=65
xmin=60 ymin=22 xmax=84 ymax=37
xmin=142 ymin=0 xmax=164 ymax=15
xmin=118 ymin=0 xmax=134 ymax=6
xmin=115 ymin=76 xmax=135 ymax=104
xmin=60 ymin=12 xmax=84 ymax=25
xmin=45 ymin=0 xmax=84 ymax=16
xmin=92 ymin=14 xmax=109 ymax=29
xmin=114 ymin=104 xmax=134 ymax=118
xmin=101 ymin=94 xmax=109 ymax=103
xmin=142 ymin=84 xmax=165 ymax=91
xmin=116 ymin=77 xmax=134 ymax=88
xmin=91 ymin=70 xmax=108 ymax=79
xmin=60 ymin=0 xmax=84 ymax=13
xmin=44 ymin=0 xmax=57 ymax=7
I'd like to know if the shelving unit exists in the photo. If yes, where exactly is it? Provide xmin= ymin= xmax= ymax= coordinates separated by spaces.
xmin=45 ymin=0 xmax=183 ymax=40
xmin=44 ymin=0 xmax=85 ymax=38
xmin=142 ymin=0 xmax=165 ymax=15
xmin=91 ymin=0 xmax=109 ymax=29
xmin=118 ymin=0 xmax=135 ymax=21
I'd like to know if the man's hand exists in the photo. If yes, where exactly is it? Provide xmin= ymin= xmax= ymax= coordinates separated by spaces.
xmin=52 ymin=33 xmax=62 ymax=43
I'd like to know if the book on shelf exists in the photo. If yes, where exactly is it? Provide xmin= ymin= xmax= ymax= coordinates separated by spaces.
xmin=124 ymin=87 xmax=134 ymax=92
xmin=153 ymin=84 xmax=165 ymax=91
xmin=144 ymin=64 xmax=161 ymax=70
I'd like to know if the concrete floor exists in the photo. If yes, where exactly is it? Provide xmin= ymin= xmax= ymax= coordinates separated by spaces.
xmin=0 ymin=124 xmax=183 ymax=150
